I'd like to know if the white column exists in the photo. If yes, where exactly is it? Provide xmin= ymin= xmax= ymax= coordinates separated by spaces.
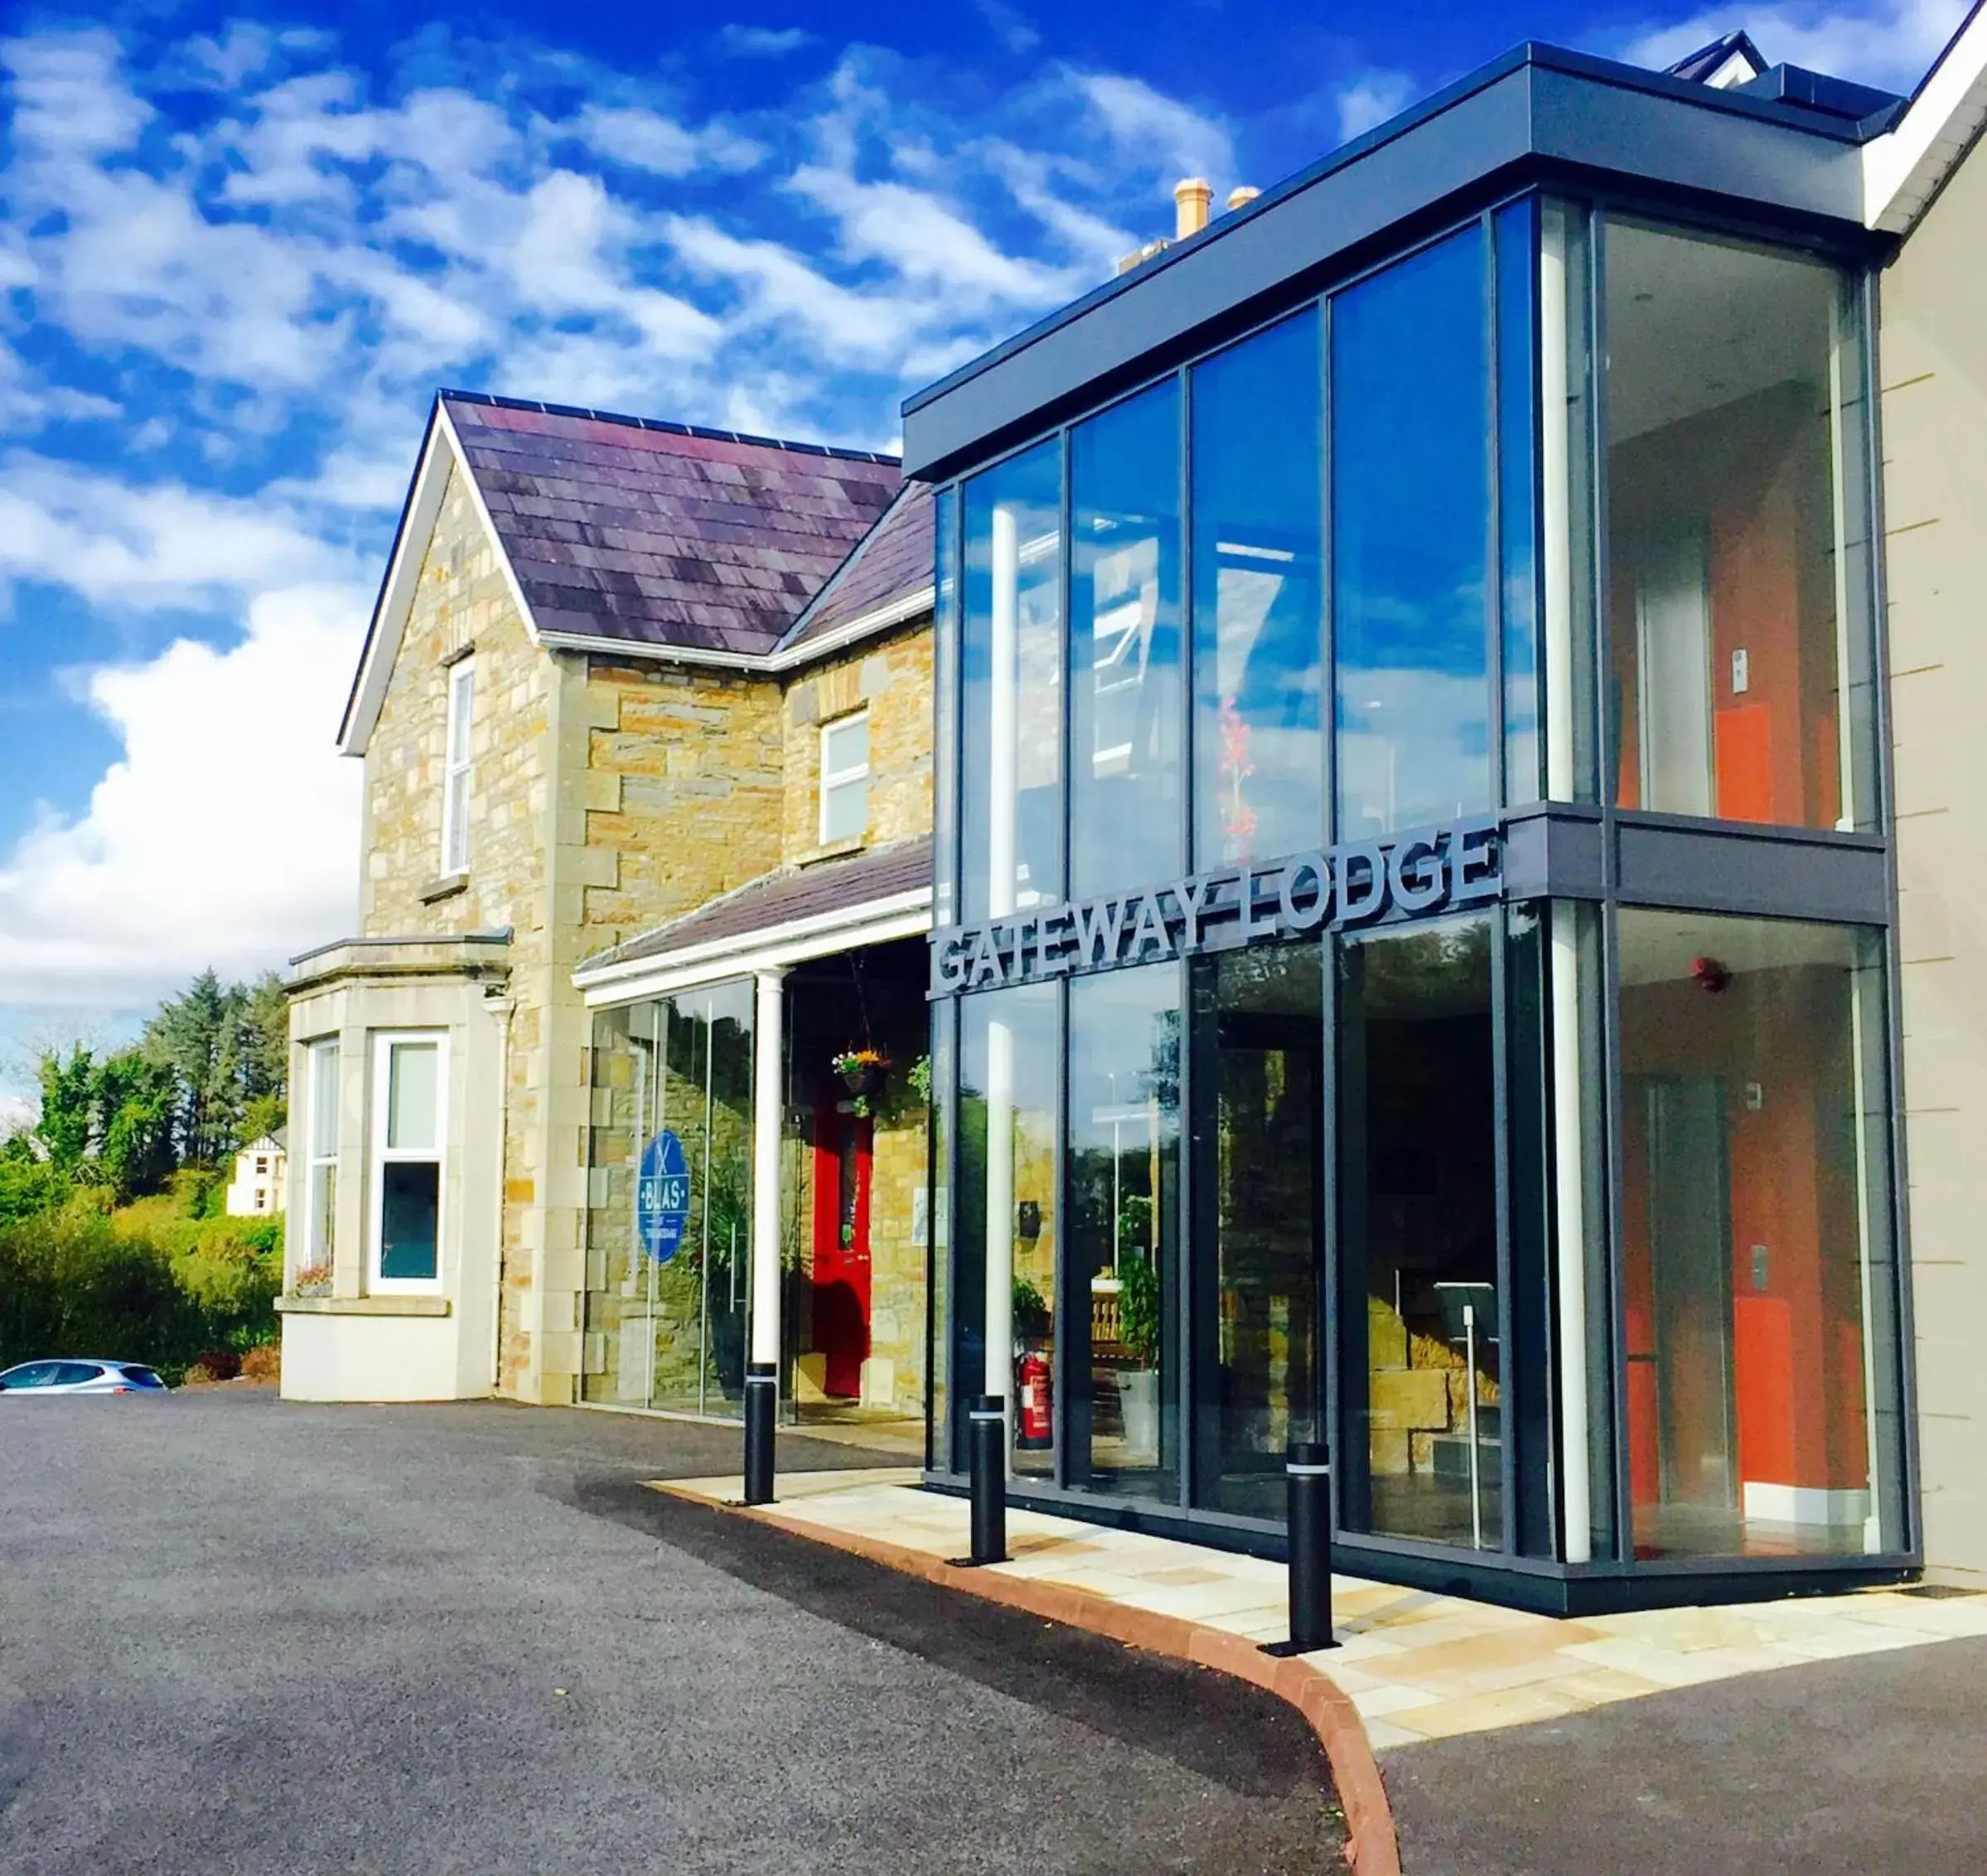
xmin=983 ymin=500 xmax=1021 ymax=1442
xmin=750 ymin=968 xmax=786 ymax=1369
xmin=1551 ymin=903 xmax=1592 ymax=1564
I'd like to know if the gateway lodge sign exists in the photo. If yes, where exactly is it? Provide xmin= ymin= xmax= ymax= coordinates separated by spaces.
xmin=931 ymin=815 xmax=1504 ymax=994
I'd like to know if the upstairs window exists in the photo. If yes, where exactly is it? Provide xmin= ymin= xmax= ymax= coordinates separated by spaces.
xmin=819 ymin=709 xmax=871 ymax=844
xmin=441 ymin=659 xmax=475 ymax=875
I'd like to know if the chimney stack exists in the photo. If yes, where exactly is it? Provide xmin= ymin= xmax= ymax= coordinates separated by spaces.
xmin=1226 ymin=186 xmax=1260 ymax=211
xmin=1174 ymin=176 xmax=1213 ymax=239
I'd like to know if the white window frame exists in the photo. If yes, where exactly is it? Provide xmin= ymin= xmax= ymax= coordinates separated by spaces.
xmin=441 ymin=658 xmax=475 ymax=877
xmin=819 ymin=708 xmax=871 ymax=844
xmin=302 ymin=1037 xmax=340 ymax=1279
xmin=369 ymin=1030 xmax=449 ymax=1295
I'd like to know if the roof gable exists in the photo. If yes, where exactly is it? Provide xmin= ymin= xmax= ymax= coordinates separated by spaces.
xmin=446 ymin=393 xmax=900 ymax=657
xmin=774 ymin=479 xmax=935 ymax=657
xmin=338 ymin=392 xmax=902 ymax=754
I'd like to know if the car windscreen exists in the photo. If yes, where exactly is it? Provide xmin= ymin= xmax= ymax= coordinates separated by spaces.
xmin=118 ymin=1366 xmax=166 ymax=1389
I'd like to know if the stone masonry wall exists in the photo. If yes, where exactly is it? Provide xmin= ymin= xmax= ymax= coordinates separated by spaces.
xmin=779 ymin=621 xmax=933 ymax=864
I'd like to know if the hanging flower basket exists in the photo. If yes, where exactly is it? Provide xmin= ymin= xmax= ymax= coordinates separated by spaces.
xmin=830 ymin=1047 xmax=890 ymax=1095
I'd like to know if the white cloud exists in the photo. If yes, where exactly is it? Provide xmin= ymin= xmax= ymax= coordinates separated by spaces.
xmin=1337 ymin=70 xmax=1418 ymax=143
xmin=0 ymin=585 xmax=365 ymax=1006
xmin=1 ymin=29 xmax=152 ymax=158
xmin=718 ymin=26 xmax=813 ymax=57
xmin=1069 ymin=70 xmax=1234 ymax=188
xmin=974 ymin=0 xmax=1043 ymax=56
xmin=0 ymin=458 xmax=355 ymax=607
xmin=1618 ymin=0 xmax=1968 ymax=93
xmin=572 ymin=103 xmax=761 ymax=176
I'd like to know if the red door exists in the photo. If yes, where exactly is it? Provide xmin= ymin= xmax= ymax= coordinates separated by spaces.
xmin=811 ymin=1100 xmax=873 ymax=1400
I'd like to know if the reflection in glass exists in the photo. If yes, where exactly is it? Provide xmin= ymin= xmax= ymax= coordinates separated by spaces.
xmin=1191 ymin=311 xmax=1322 ymax=867
xmin=933 ymin=485 xmax=960 ymax=930
xmin=962 ymin=442 xmax=1062 ymax=922
xmin=1069 ymin=964 xmax=1182 ymax=1500
xmin=578 ymin=986 xmax=756 ymax=1419
xmin=1191 ymin=944 xmax=1322 ymax=1518
xmin=1334 ymin=230 xmax=1491 ymax=839
xmin=1540 ymin=201 xmax=1600 ymax=804
xmin=1498 ymin=200 xmax=1541 ymax=805
xmin=957 ymin=984 xmax=1059 ymax=1476
xmin=1604 ymin=223 xmax=1874 ymax=830
xmin=1071 ymin=383 xmax=1182 ymax=898
xmin=1617 ymin=910 xmax=1902 ymax=1558
xmin=380 ymin=1161 xmax=440 ymax=1281
xmin=927 ymin=1000 xmax=955 ymax=1471
xmin=1338 ymin=917 xmax=1500 ymax=1549
xmin=386 ymin=1042 xmax=438 ymax=1151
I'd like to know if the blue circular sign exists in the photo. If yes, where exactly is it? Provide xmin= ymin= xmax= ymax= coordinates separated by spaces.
xmin=637 ymin=1130 xmax=691 ymax=1264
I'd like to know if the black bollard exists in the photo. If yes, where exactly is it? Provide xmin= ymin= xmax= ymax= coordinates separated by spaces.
xmin=967 ymin=1395 xmax=1008 ymax=1565
xmin=1287 ymin=1439 xmax=1336 ymax=1651
xmin=743 ymin=1361 xmax=777 ymax=1506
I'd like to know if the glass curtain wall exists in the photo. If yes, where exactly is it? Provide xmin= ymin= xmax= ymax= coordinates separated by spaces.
xmin=1617 ymin=910 xmax=1902 ymax=1558
xmin=1333 ymin=229 xmax=1491 ymax=839
xmin=1191 ymin=943 xmax=1324 ymax=1517
xmin=583 ymin=984 xmax=755 ymax=1417
xmin=1603 ymin=222 xmax=1877 ymax=831
xmin=1071 ymin=384 xmax=1182 ymax=898
xmin=931 ymin=196 xmax=1902 ymax=1589
xmin=1067 ymin=964 xmax=1182 ymax=1499
xmin=1190 ymin=310 xmax=1323 ymax=868
xmin=1337 ymin=916 xmax=1501 ymax=1549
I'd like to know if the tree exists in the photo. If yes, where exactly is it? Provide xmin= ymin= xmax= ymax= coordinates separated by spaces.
xmin=94 ymin=1051 xmax=177 ymax=1203
xmin=241 ymin=973 xmax=289 ymax=1121
xmin=143 ymin=969 xmax=289 ymax=1165
xmin=35 ymin=1046 xmax=94 ymax=1175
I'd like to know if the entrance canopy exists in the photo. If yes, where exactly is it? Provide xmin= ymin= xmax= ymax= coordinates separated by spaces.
xmin=573 ymin=836 xmax=932 ymax=1006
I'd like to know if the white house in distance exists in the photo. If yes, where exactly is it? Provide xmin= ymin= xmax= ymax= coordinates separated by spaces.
xmin=225 ymin=1131 xmax=288 ymax=1218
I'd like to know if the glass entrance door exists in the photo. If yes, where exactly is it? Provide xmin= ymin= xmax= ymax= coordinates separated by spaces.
xmin=1190 ymin=944 xmax=1323 ymax=1518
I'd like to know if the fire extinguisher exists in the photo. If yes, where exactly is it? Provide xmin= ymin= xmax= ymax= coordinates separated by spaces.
xmin=1016 ymin=1347 xmax=1053 ymax=1450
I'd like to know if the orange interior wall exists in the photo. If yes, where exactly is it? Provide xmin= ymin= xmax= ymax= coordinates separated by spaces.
xmin=1608 ymin=388 xmax=1837 ymax=828
xmin=1619 ymin=965 xmax=1869 ymax=1513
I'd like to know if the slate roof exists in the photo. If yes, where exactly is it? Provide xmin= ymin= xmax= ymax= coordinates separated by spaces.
xmin=579 ymin=835 xmax=933 ymax=974
xmin=776 ymin=480 xmax=935 ymax=654
xmin=441 ymin=391 xmax=902 ymax=657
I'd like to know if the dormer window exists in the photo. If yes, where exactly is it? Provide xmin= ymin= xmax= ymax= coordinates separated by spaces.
xmin=441 ymin=659 xmax=474 ymax=875
xmin=819 ymin=709 xmax=870 ymax=844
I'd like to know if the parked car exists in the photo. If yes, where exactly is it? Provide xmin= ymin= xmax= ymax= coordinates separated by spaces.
xmin=0 ymin=1360 xmax=170 ymax=1395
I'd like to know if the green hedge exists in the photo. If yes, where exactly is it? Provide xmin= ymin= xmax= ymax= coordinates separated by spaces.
xmin=0 ymin=1205 xmax=280 ymax=1382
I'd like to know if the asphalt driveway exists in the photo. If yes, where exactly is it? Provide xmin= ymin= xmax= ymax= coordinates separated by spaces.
xmin=1384 ymin=1624 xmax=1987 ymax=1876
xmin=0 ymin=1391 xmax=1340 ymax=1876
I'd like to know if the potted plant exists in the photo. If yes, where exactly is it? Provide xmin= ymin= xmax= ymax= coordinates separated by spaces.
xmin=1116 ymin=1246 xmax=1161 ymax=1466
xmin=292 ymin=1262 xmax=332 ymax=1299
xmin=829 ymin=1047 xmax=890 ymax=1098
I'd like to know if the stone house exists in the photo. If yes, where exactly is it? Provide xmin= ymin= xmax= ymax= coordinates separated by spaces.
xmin=278 ymin=390 xmax=934 ymax=1424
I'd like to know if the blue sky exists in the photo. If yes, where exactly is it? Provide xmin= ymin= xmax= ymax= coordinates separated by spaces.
xmin=0 ymin=0 xmax=1969 ymax=1111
